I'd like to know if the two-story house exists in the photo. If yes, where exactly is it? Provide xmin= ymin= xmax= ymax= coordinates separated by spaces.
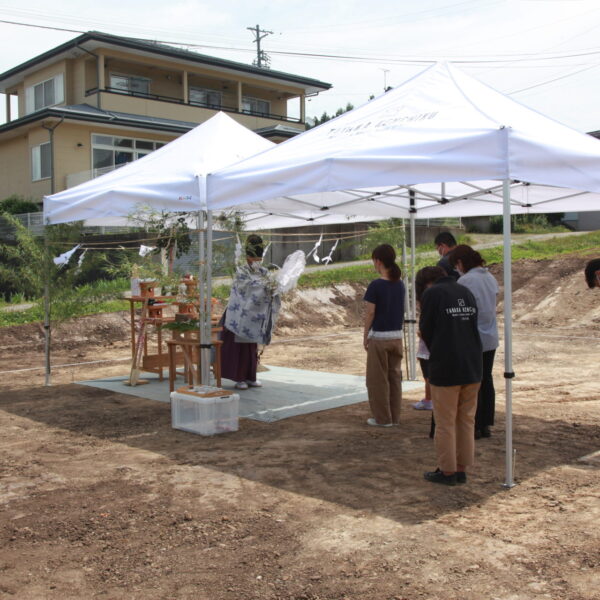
xmin=0 ymin=31 xmax=331 ymax=202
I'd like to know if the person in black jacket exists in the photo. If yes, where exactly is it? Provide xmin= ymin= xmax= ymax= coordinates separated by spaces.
xmin=419 ymin=272 xmax=482 ymax=486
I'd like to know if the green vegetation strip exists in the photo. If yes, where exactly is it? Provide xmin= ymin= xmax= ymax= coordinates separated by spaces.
xmin=1 ymin=231 xmax=599 ymax=328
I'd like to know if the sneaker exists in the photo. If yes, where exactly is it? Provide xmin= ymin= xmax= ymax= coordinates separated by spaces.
xmin=424 ymin=468 xmax=457 ymax=486
xmin=235 ymin=381 xmax=249 ymax=390
xmin=413 ymin=399 xmax=433 ymax=411
xmin=246 ymin=379 xmax=262 ymax=387
xmin=456 ymin=471 xmax=467 ymax=484
xmin=366 ymin=418 xmax=393 ymax=428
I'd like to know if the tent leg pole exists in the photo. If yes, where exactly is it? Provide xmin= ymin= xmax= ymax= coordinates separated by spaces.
xmin=197 ymin=210 xmax=206 ymax=386
xmin=408 ymin=194 xmax=417 ymax=381
xmin=401 ymin=220 xmax=410 ymax=380
xmin=43 ymin=226 xmax=51 ymax=386
xmin=197 ymin=175 xmax=211 ymax=387
xmin=205 ymin=209 xmax=213 ymax=385
xmin=502 ymin=178 xmax=515 ymax=488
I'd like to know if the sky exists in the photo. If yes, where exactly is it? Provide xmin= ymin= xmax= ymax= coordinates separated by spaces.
xmin=1 ymin=0 xmax=600 ymax=131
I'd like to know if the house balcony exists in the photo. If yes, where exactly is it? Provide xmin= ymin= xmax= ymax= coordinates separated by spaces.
xmin=85 ymin=87 xmax=304 ymax=130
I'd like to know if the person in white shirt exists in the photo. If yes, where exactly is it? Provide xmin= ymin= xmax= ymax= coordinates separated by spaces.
xmin=449 ymin=245 xmax=499 ymax=439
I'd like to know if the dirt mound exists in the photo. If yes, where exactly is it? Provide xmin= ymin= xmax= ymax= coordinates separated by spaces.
xmin=489 ymin=255 xmax=600 ymax=329
xmin=276 ymin=283 xmax=364 ymax=335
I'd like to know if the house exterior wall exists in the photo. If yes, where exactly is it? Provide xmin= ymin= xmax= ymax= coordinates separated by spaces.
xmin=53 ymin=123 xmax=177 ymax=193
xmin=0 ymin=121 xmax=179 ymax=201
xmin=70 ymin=57 xmax=88 ymax=105
xmin=0 ymin=135 xmax=30 ymax=200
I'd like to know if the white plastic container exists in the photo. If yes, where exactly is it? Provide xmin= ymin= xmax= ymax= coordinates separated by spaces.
xmin=170 ymin=387 xmax=239 ymax=436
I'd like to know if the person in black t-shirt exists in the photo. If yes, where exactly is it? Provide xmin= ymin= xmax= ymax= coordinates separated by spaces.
xmin=363 ymin=244 xmax=406 ymax=427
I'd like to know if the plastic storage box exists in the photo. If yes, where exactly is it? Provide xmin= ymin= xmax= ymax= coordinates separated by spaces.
xmin=171 ymin=386 xmax=239 ymax=436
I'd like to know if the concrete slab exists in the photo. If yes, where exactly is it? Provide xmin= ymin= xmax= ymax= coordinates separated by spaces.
xmin=79 ymin=366 xmax=422 ymax=422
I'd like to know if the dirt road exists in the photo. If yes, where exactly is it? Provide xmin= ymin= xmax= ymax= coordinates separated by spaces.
xmin=1 ymin=254 xmax=599 ymax=599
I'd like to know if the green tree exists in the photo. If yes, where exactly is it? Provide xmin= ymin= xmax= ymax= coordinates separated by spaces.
xmin=129 ymin=206 xmax=193 ymax=274
xmin=307 ymin=103 xmax=355 ymax=128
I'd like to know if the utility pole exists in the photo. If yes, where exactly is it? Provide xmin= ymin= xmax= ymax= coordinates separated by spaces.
xmin=247 ymin=24 xmax=273 ymax=68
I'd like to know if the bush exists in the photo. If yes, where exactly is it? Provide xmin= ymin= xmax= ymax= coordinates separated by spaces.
xmin=489 ymin=214 xmax=567 ymax=234
xmin=0 ymin=195 xmax=40 ymax=214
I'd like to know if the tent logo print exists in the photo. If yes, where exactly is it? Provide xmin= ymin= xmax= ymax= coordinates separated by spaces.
xmin=327 ymin=110 xmax=439 ymax=139
xmin=178 ymin=195 xmax=192 ymax=201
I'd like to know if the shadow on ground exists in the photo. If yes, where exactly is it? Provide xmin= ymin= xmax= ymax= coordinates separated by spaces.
xmin=1 ymin=382 xmax=598 ymax=527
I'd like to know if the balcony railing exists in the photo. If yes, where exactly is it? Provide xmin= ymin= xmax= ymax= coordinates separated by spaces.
xmin=85 ymin=87 xmax=302 ymax=124
xmin=66 ymin=163 xmax=127 ymax=189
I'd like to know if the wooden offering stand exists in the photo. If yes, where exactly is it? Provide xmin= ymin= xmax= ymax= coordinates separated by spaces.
xmin=127 ymin=280 xmax=173 ymax=383
xmin=127 ymin=275 xmax=223 ymax=387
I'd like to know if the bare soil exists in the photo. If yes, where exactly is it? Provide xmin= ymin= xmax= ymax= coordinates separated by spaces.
xmin=1 ymin=254 xmax=599 ymax=600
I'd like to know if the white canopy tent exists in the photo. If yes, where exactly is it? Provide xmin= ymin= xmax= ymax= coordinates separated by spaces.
xmin=44 ymin=112 xmax=377 ymax=230
xmin=207 ymin=62 xmax=600 ymax=487
xmin=43 ymin=112 xmax=381 ymax=393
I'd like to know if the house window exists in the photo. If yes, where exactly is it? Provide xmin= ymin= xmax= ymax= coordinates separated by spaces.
xmin=91 ymin=134 xmax=164 ymax=175
xmin=109 ymin=74 xmax=151 ymax=95
xmin=242 ymin=96 xmax=270 ymax=116
xmin=189 ymin=87 xmax=222 ymax=109
xmin=32 ymin=142 xmax=52 ymax=181
xmin=25 ymin=74 xmax=64 ymax=114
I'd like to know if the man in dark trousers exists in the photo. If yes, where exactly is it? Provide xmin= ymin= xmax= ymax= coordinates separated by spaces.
xmin=419 ymin=271 xmax=482 ymax=486
xmin=434 ymin=231 xmax=460 ymax=280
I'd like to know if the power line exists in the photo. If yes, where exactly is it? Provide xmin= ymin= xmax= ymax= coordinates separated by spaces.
xmin=4 ymin=15 xmax=600 ymax=67
xmin=2 ymin=17 xmax=600 ymax=100
xmin=0 ymin=17 xmax=82 ymax=34
xmin=508 ymin=62 xmax=600 ymax=95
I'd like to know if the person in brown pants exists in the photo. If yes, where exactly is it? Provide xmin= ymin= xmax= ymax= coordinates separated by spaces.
xmin=418 ymin=268 xmax=482 ymax=485
xmin=363 ymin=244 xmax=406 ymax=427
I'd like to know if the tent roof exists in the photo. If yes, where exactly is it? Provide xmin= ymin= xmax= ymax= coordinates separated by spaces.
xmin=207 ymin=62 xmax=600 ymax=217
xmin=44 ymin=112 xmax=274 ymax=225
xmin=44 ymin=113 xmax=380 ymax=228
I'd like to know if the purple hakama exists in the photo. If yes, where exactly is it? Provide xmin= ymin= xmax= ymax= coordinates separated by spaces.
xmin=220 ymin=325 xmax=258 ymax=383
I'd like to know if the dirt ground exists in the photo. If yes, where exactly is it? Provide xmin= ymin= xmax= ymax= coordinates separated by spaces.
xmin=1 ymin=254 xmax=599 ymax=600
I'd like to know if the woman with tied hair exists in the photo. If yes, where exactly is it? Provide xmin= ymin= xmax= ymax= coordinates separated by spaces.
xmin=363 ymin=244 xmax=406 ymax=427
xmin=449 ymin=244 xmax=499 ymax=439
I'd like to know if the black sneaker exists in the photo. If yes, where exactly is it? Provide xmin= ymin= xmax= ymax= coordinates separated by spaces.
xmin=424 ymin=469 xmax=457 ymax=486
xmin=456 ymin=471 xmax=467 ymax=484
